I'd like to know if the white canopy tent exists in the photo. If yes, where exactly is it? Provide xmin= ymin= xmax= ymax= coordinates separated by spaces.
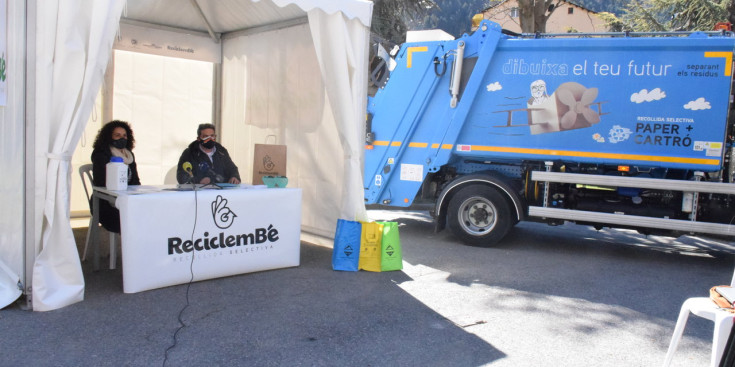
xmin=0 ymin=0 xmax=372 ymax=311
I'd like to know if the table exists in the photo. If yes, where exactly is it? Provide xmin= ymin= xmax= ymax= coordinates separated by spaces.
xmin=89 ymin=185 xmax=302 ymax=293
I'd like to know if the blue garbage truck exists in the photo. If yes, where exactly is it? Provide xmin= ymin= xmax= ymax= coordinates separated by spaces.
xmin=364 ymin=20 xmax=735 ymax=246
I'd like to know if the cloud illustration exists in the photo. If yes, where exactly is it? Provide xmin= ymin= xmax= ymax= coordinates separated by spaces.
xmin=630 ymin=88 xmax=666 ymax=103
xmin=486 ymin=82 xmax=502 ymax=92
xmin=684 ymin=97 xmax=711 ymax=110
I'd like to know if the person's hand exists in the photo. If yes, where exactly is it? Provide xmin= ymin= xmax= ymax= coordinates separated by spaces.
xmin=228 ymin=177 xmax=241 ymax=184
xmin=199 ymin=177 xmax=211 ymax=185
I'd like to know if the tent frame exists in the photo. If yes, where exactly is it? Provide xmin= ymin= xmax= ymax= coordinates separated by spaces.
xmin=8 ymin=0 xmax=372 ymax=311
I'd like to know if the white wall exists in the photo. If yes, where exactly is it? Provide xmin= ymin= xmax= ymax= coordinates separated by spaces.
xmin=0 ymin=0 xmax=27 ymax=282
xmin=70 ymin=50 xmax=214 ymax=216
xmin=112 ymin=50 xmax=213 ymax=185
xmin=222 ymin=23 xmax=345 ymax=237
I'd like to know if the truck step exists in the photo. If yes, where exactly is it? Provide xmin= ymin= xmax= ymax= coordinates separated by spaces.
xmin=528 ymin=206 xmax=735 ymax=237
xmin=532 ymin=171 xmax=735 ymax=195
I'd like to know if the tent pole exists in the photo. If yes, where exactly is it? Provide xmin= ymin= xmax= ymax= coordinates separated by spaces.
xmin=213 ymin=63 xmax=222 ymax=130
xmin=190 ymin=0 xmax=220 ymax=43
xmin=102 ymin=55 xmax=115 ymax=124
xmin=23 ymin=0 xmax=36 ymax=310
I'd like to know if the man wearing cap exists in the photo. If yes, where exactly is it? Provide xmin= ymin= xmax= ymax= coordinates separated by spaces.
xmin=176 ymin=123 xmax=241 ymax=185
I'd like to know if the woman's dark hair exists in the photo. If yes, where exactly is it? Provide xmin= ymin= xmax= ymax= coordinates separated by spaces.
xmin=92 ymin=120 xmax=135 ymax=150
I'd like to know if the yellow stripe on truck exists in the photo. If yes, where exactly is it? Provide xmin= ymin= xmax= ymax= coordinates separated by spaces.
xmin=372 ymin=141 xmax=401 ymax=147
xmin=470 ymin=145 xmax=720 ymax=166
xmin=374 ymin=141 xmax=452 ymax=149
xmin=373 ymin=141 xmax=719 ymax=165
xmin=406 ymin=46 xmax=428 ymax=68
xmin=705 ymin=51 xmax=733 ymax=76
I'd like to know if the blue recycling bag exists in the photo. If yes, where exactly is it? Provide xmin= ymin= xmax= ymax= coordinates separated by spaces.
xmin=332 ymin=219 xmax=362 ymax=271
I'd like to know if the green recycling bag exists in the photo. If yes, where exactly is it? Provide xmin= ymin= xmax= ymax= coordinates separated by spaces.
xmin=378 ymin=221 xmax=403 ymax=271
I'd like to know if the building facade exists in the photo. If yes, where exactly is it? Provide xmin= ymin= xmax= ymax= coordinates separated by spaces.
xmin=478 ymin=0 xmax=608 ymax=33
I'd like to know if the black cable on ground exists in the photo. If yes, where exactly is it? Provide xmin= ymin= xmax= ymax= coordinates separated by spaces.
xmin=163 ymin=186 xmax=198 ymax=367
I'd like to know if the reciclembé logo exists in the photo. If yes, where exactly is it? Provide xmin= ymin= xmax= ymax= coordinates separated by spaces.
xmin=212 ymin=195 xmax=236 ymax=229
xmin=167 ymin=194 xmax=280 ymax=255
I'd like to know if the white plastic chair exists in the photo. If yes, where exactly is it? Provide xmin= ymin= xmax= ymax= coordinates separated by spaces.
xmin=79 ymin=164 xmax=119 ymax=269
xmin=663 ymin=268 xmax=735 ymax=367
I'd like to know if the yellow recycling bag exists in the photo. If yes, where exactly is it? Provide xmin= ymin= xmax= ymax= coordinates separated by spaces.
xmin=358 ymin=221 xmax=383 ymax=272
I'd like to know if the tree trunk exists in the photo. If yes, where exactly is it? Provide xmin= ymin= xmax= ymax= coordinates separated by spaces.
xmin=518 ymin=0 xmax=558 ymax=33
xmin=533 ymin=0 xmax=548 ymax=32
xmin=518 ymin=0 xmax=534 ymax=32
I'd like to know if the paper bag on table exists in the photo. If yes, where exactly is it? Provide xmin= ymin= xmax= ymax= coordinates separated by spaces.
xmin=252 ymin=143 xmax=287 ymax=185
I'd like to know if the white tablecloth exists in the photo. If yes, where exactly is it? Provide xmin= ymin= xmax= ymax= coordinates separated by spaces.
xmin=104 ymin=185 xmax=301 ymax=293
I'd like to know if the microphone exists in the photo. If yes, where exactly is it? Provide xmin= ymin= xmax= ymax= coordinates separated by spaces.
xmin=182 ymin=162 xmax=196 ymax=185
xmin=183 ymin=162 xmax=194 ymax=177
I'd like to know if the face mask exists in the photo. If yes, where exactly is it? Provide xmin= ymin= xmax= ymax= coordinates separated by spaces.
xmin=201 ymin=140 xmax=215 ymax=149
xmin=112 ymin=138 xmax=127 ymax=149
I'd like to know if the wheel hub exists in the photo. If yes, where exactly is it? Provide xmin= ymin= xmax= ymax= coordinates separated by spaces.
xmin=460 ymin=197 xmax=497 ymax=235
xmin=469 ymin=204 xmax=492 ymax=226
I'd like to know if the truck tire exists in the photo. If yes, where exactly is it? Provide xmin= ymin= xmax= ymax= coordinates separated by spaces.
xmin=447 ymin=185 xmax=512 ymax=247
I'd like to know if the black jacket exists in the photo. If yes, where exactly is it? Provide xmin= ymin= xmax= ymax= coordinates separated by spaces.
xmin=90 ymin=147 xmax=141 ymax=233
xmin=176 ymin=141 xmax=240 ymax=184
xmin=91 ymin=148 xmax=141 ymax=188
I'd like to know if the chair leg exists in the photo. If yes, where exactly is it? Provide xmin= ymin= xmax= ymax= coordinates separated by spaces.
xmin=82 ymin=216 xmax=95 ymax=261
xmin=663 ymin=301 xmax=693 ymax=367
xmin=711 ymin=314 xmax=734 ymax=367
xmin=109 ymin=232 xmax=117 ymax=270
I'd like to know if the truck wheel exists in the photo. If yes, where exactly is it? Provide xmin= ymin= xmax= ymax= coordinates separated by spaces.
xmin=447 ymin=185 xmax=512 ymax=247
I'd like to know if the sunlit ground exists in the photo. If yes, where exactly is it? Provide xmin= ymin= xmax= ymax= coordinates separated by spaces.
xmin=366 ymin=209 xmax=732 ymax=366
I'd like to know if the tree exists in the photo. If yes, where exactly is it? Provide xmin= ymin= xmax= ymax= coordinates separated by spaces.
xmin=597 ymin=12 xmax=625 ymax=32
xmin=418 ymin=0 xmax=507 ymax=37
xmin=728 ymin=0 xmax=735 ymax=25
xmin=517 ymin=0 xmax=563 ymax=33
xmin=372 ymin=0 xmax=492 ymax=42
xmin=371 ymin=0 xmax=437 ymax=44
xmin=620 ymin=0 xmax=728 ymax=32
xmin=572 ymin=0 xmax=631 ymax=16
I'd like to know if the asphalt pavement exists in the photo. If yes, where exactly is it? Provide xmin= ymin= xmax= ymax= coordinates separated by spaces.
xmin=2 ymin=210 xmax=734 ymax=366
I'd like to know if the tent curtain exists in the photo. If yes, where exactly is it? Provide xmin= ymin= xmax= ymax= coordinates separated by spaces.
xmin=306 ymin=8 xmax=370 ymax=222
xmin=258 ymin=0 xmax=373 ymax=27
xmin=0 ymin=258 xmax=22 ymax=309
xmin=31 ymin=0 xmax=126 ymax=311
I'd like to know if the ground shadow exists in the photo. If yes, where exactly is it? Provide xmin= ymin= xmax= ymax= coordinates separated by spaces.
xmin=368 ymin=209 xmax=735 ymax=353
xmin=0 ymin=226 xmax=505 ymax=367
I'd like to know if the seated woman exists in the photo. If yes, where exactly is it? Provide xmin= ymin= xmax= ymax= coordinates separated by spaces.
xmin=90 ymin=120 xmax=141 ymax=233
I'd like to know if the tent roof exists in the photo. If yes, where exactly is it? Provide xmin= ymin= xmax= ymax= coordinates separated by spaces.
xmin=123 ymin=0 xmax=372 ymax=36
